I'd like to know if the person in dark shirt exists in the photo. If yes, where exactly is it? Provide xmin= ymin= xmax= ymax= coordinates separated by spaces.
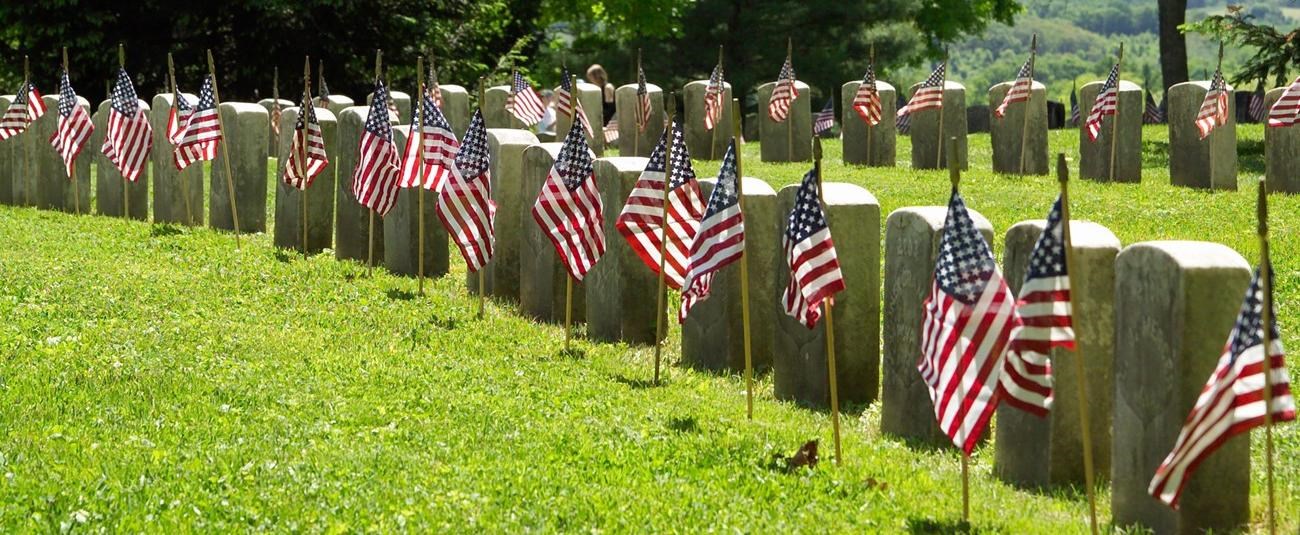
xmin=586 ymin=64 xmax=617 ymax=126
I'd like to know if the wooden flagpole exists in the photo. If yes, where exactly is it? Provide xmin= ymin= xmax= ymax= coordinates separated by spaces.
xmin=20 ymin=55 xmax=31 ymax=206
xmin=168 ymin=53 xmax=193 ymax=225
xmin=813 ymin=136 xmax=842 ymax=464
xmin=273 ymin=66 xmax=281 ymax=151
xmin=368 ymin=49 xmax=382 ymax=276
xmin=1257 ymin=178 xmax=1278 ymax=535
xmin=635 ymin=49 xmax=642 ymax=156
xmin=1108 ymin=44 xmax=1124 ymax=183
xmin=300 ymin=57 xmax=312 ymax=257
xmin=1207 ymin=43 xmax=1224 ymax=182
xmin=947 ymin=135 xmax=969 ymax=522
xmin=1057 ymin=153 xmax=1099 ymax=535
xmin=563 ymin=73 xmax=581 ymax=353
xmin=732 ymin=98 xmax=755 ymax=420
xmin=651 ymin=93 xmax=678 ymax=385
xmin=207 ymin=49 xmax=242 ymax=248
xmin=785 ymin=38 xmax=794 ymax=162
xmin=710 ymin=45 xmax=722 ymax=161
xmin=478 ymin=76 xmax=488 ymax=319
xmin=935 ymin=48 xmax=948 ymax=168
xmin=416 ymin=55 xmax=427 ymax=294
xmin=62 ymin=48 xmax=80 ymax=216
xmin=866 ymin=44 xmax=875 ymax=167
xmin=117 ymin=44 xmax=129 ymax=220
xmin=1018 ymin=35 xmax=1037 ymax=176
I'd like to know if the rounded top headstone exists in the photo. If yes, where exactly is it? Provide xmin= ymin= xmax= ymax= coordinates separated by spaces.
xmin=887 ymin=205 xmax=992 ymax=231
xmin=486 ymin=128 xmax=540 ymax=146
xmin=842 ymin=80 xmax=896 ymax=93
xmin=98 ymin=99 xmax=149 ymax=114
xmin=439 ymin=84 xmax=468 ymax=96
xmin=1118 ymin=241 xmax=1248 ymax=270
xmin=685 ymin=80 xmax=733 ymax=92
xmin=525 ymin=142 xmax=564 ymax=160
xmin=1169 ymin=80 xmax=1235 ymax=97
xmin=822 ymin=182 xmax=878 ymax=207
xmin=221 ymin=101 xmax=266 ymax=114
xmin=989 ymin=80 xmax=1046 ymax=93
xmin=1007 ymin=219 xmax=1120 ymax=250
xmin=909 ymin=80 xmax=965 ymax=93
xmin=617 ymin=82 xmax=663 ymax=94
xmin=594 ymin=156 xmax=649 ymax=174
xmin=757 ymin=80 xmax=811 ymax=93
xmin=1081 ymin=80 xmax=1141 ymax=93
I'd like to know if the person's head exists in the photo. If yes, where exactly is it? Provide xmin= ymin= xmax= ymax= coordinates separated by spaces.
xmin=586 ymin=64 xmax=608 ymax=87
xmin=540 ymin=89 xmax=555 ymax=104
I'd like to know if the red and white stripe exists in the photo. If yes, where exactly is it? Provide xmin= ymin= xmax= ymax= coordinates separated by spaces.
xmin=50 ymin=75 xmax=94 ymax=179
xmin=1266 ymin=76 xmax=1300 ymax=127
xmin=1085 ymin=64 xmax=1120 ymax=142
xmin=768 ymin=59 xmax=798 ymax=122
xmin=678 ymin=142 xmax=744 ymax=323
xmin=507 ymin=73 xmax=546 ymax=127
xmin=703 ymin=66 xmax=725 ymax=131
xmin=102 ymin=100 xmax=152 ymax=182
xmin=1195 ymin=70 xmax=1229 ymax=139
xmin=530 ymin=127 xmax=605 ymax=281
xmin=782 ymin=227 xmax=843 ymax=328
xmin=999 ymin=274 xmax=1071 ymax=415
xmin=615 ymin=126 xmax=704 ymax=290
xmin=283 ymin=104 xmax=329 ymax=190
xmin=0 ymin=84 xmax=46 ymax=139
xmin=398 ymin=100 xmax=460 ymax=193
xmin=994 ymin=59 xmax=1034 ymax=119
xmin=437 ymin=113 xmax=495 ymax=272
xmin=852 ymin=78 xmax=881 ymax=126
xmin=898 ymin=63 xmax=946 ymax=118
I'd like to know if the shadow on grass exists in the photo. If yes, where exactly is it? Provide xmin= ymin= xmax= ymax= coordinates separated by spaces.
xmin=1141 ymin=139 xmax=1170 ymax=171
xmin=1239 ymin=138 xmax=1265 ymax=176
xmin=905 ymin=518 xmax=994 ymax=534
xmin=430 ymin=313 xmax=460 ymax=330
xmin=150 ymin=223 xmax=183 ymax=237
xmin=556 ymin=347 xmax=586 ymax=360
xmin=387 ymin=289 xmax=416 ymax=301
xmin=611 ymin=374 xmax=661 ymax=389
xmin=666 ymin=416 xmax=699 ymax=433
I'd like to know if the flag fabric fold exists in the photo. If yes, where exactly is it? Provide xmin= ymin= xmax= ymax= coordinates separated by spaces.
xmin=1267 ymin=76 xmax=1300 ymax=128
xmin=1195 ymin=69 xmax=1229 ymax=139
xmin=530 ymin=112 xmax=605 ymax=281
xmin=813 ymin=98 xmax=834 ymax=135
xmin=768 ymin=57 xmax=798 ymax=122
xmin=898 ymin=62 xmax=946 ymax=118
xmin=679 ymin=140 xmax=744 ymax=323
xmin=635 ymin=66 xmax=652 ymax=131
xmin=173 ymin=75 xmax=221 ymax=170
xmin=0 ymin=81 xmax=47 ymax=140
xmin=351 ymin=80 xmax=402 ymax=216
xmin=437 ymin=110 xmax=496 ymax=272
xmin=101 ymin=67 xmax=153 ymax=182
xmin=556 ymin=67 xmax=594 ymax=139
xmin=49 ymin=70 xmax=94 ymax=179
xmin=851 ymin=65 xmax=881 ymax=126
xmin=282 ymin=95 xmax=328 ymax=190
xmin=398 ymin=89 xmax=460 ymax=193
xmin=781 ymin=169 xmax=844 ymax=329
xmin=615 ymin=120 xmax=704 ymax=290
xmin=994 ymin=57 xmax=1033 ymax=119
xmin=704 ymin=64 xmax=726 ymax=131
xmin=1085 ymin=63 xmax=1120 ymax=142
xmin=507 ymin=72 xmax=545 ymax=127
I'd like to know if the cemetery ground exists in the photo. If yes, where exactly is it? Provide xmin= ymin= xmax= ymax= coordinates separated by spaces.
xmin=0 ymin=125 xmax=1296 ymax=532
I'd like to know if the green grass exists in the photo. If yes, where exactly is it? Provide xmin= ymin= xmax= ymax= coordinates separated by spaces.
xmin=0 ymin=125 xmax=1295 ymax=532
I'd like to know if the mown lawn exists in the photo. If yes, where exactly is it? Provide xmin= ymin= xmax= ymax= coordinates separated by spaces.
xmin=0 ymin=125 xmax=1294 ymax=532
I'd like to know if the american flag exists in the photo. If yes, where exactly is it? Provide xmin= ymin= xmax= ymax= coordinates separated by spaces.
xmin=316 ymin=66 xmax=330 ymax=107
xmin=994 ymin=57 xmax=1033 ymax=119
xmin=679 ymin=140 xmax=744 ymax=322
xmin=635 ymin=65 xmax=652 ymax=131
xmin=703 ymin=63 xmax=725 ymax=131
xmin=530 ymin=111 xmax=605 ymax=280
xmin=1267 ymin=76 xmax=1300 ymax=127
xmin=768 ymin=56 xmax=798 ymax=122
xmin=48 ymin=70 xmax=94 ymax=179
xmin=998 ymin=196 xmax=1072 ymax=415
xmin=1069 ymin=82 xmax=1080 ymax=126
xmin=0 ymin=81 xmax=46 ymax=139
xmin=399 ymin=89 xmax=459 ymax=192
xmin=1148 ymin=267 xmax=1295 ymax=508
xmin=507 ymin=72 xmax=545 ymax=127
xmin=167 ymin=92 xmax=207 ymax=166
xmin=1195 ymin=69 xmax=1230 ymax=139
xmin=616 ymin=120 xmax=704 ymax=289
xmin=282 ymin=95 xmax=328 ymax=190
xmin=1248 ymin=82 xmax=1266 ymax=123
xmin=813 ymin=98 xmax=834 ymax=135
xmin=781 ymin=169 xmax=844 ymax=329
xmin=173 ymin=75 xmax=221 ymax=170
xmin=898 ymin=62 xmax=946 ymax=118
xmin=428 ymin=65 xmax=443 ymax=109
xmin=603 ymin=118 xmax=620 ymax=144
xmin=1143 ymin=89 xmax=1165 ymax=125
xmin=852 ymin=64 xmax=881 ymax=126
xmin=556 ymin=67 xmax=594 ymax=138
xmin=270 ymin=95 xmax=282 ymax=137
xmin=917 ymin=189 xmax=1021 ymax=454
xmin=896 ymin=109 xmax=912 ymax=135
xmin=437 ymin=110 xmax=496 ymax=272
xmin=101 ymin=67 xmax=153 ymax=183
xmin=351 ymin=80 xmax=402 ymax=216
xmin=1085 ymin=62 xmax=1121 ymax=142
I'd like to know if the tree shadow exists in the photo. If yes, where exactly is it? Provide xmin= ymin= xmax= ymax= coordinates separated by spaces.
xmin=905 ymin=518 xmax=993 ymax=534
xmin=556 ymin=347 xmax=586 ymax=360
xmin=150 ymin=223 xmax=183 ymax=237
xmin=1239 ymin=138 xmax=1265 ymax=176
xmin=611 ymin=374 xmax=661 ymax=389
xmin=386 ymin=289 xmax=416 ymax=301
xmin=1141 ymin=139 xmax=1170 ymax=171
xmin=666 ymin=416 xmax=699 ymax=433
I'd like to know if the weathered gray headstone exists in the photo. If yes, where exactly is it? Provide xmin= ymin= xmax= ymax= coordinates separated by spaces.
xmin=681 ymin=177 xmax=778 ymax=372
xmin=1264 ymin=86 xmax=1300 ymax=193
xmin=209 ymin=102 xmax=268 ymax=233
xmin=994 ymin=220 xmax=1120 ymax=488
xmin=382 ymin=126 xmax=449 ymax=278
xmin=880 ymin=206 xmax=994 ymax=445
xmin=615 ymin=83 xmax=665 ymax=157
xmin=483 ymin=86 xmax=528 ymax=129
xmin=367 ymin=90 xmax=411 ymax=125
xmin=322 ymin=95 xmax=353 ymax=116
xmin=273 ymin=107 xmax=337 ymax=254
xmin=683 ymin=80 xmax=733 ymax=160
xmin=840 ymin=80 xmax=897 ymax=166
xmin=908 ymin=81 xmax=968 ymax=170
xmin=989 ymin=81 xmax=1048 ymax=175
xmin=258 ymin=98 xmax=294 ymax=157
xmin=1079 ymin=80 xmax=1142 ymax=183
xmin=0 ymin=95 xmax=13 ymax=205
xmin=335 ymin=105 xmax=384 ymax=263
xmin=585 ymin=157 xmax=657 ymax=344
xmin=756 ymin=81 xmax=812 ymax=162
xmin=469 ymin=129 xmax=539 ymax=300
xmin=519 ymin=142 xmax=586 ymax=322
xmin=34 ymin=95 xmax=91 ymax=213
xmin=773 ymin=183 xmax=880 ymax=408
xmin=554 ymin=81 xmax=604 ymax=156
xmin=1112 ymin=241 xmax=1251 ymax=534
xmin=439 ymin=84 xmax=471 ymax=138
xmin=1168 ymin=81 xmax=1237 ymax=190
xmin=93 ymin=99 xmax=150 ymax=220
xmin=150 ymin=93 xmax=204 ymax=225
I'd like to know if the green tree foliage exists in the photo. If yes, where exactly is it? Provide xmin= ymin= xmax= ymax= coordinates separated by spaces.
xmin=1183 ymin=8 xmax=1300 ymax=88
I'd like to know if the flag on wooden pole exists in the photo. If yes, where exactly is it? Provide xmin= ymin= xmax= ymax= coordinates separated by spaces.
xmin=0 ymin=81 xmax=46 ymax=139
xmin=679 ymin=139 xmax=744 ymax=322
xmin=1143 ymin=89 xmax=1165 ymax=124
xmin=781 ymin=169 xmax=844 ymax=328
xmin=282 ymin=95 xmax=328 ymax=190
xmin=813 ymin=98 xmax=835 ymax=135
xmin=1085 ymin=62 xmax=1120 ymax=142
xmin=438 ymin=110 xmax=496 ymax=272
xmin=994 ymin=57 xmax=1034 ymax=119
xmin=616 ymin=120 xmax=704 ymax=289
xmin=102 ymin=67 xmax=153 ymax=182
xmin=704 ymin=63 xmax=726 ymax=131
xmin=898 ymin=62 xmax=946 ymax=118
xmin=507 ymin=71 xmax=545 ymax=127
xmin=851 ymin=64 xmax=881 ymax=126
xmin=399 ymin=89 xmax=459 ymax=192
xmin=351 ymin=80 xmax=402 ymax=216
xmin=530 ymin=112 xmax=605 ymax=280
xmin=173 ymin=75 xmax=221 ymax=170
xmin=768 ymin=56 xmax=798 ymax=122
xmin=556 ymin=67 xmax=594 ymax=138
xmin=49 ymin=70 xmax=94 ymax=178
xmin=1195 ymin=68 xmax=1229 ymax=139
xmin=635 ymin=64 xmax=652 ymax=131
xmin=1069 ymin=81 xmax=1080 ymax=126
xmin=603 ymin=118 xmax=620 ymax=144
xmin=1248 ymin=82 xmax=1266 ymax=123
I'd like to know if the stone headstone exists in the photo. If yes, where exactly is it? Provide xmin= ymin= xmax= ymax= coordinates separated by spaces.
xmin=150 ymin=93 xmax=204 ymax=225
xmin=0 ymin=95 xmax=13 ymax=205
xmin=1079 ymin=80 xmax=1142 ymax=183
xmin=682 ymin=80 xmax=733 ymax=160
xmin=989 ymin=81 xmax=1049 ymax=175
xmin=1168 ymin=81 xmax=1237 ymax=190
xmin=483 ymin=86 xmax=528 ymax=129
xmin=681 ymin=176 xmax=779 ymax=372
xmin=881 ymin=206 xmax=994 ymax=445
xmin=273 ymin=107 xmax=338 ymax=254
xmin=1112 ymin=241 xmax=1251 ymax=534
xmin=966 ymin=104 xmax=991 ymax=134
xmin=34 ymin=95 xmax=91 ymax=213
xmin=585 ymin=157 xmax=658 ymax=344
xmin=907 ymin=81 xmax=968 ymax=170
xmin=367 ymin=90 xmax=411 ymax=125
xmin=773 ymin=183 xmax=880 ymax=408
xmin=555 ymin=81 xmax=604 ymax=156
xmin=616 ymin=83 xmax=665 ymax=157
xmin=994 ymin=220 xmax=1120 ymax=488
xmin=439 ymin=84 xmax=472 ymax=138
xmin=383 ymin=125 xmax=450 ymax=278
xmin=93 ymin=99 xmax=150 ymax=220
xmin=1264 ymin=86 xmax=1300 ymax=193
xmin=756 ymin=81 xmax=812 ymax=162
xmin=519 ymin=142 xmax=585 ymax=322
xmin=1047 ymin=100 xmax=1066 ymax=129
xmin=209 ymin=102 xmax=268 ymax=233
xmin=322 ymin=95 xmax=353 ymax=116
xmin=840 ymin=80 xmax=897 ymax=166
xmin=335 ymin=105 xmax=384 ymax=264
xmin=470 ymin=129 xmax=539 ymax=300
xmin=258 ymin=98 xmax=293 ymax=156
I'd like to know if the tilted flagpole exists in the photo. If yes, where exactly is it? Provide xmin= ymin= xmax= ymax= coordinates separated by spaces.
xmin=813 ymin=136 xmax=842 ymax=464
xmin=207 ymin=49 xmax=242 ymax=248
xmin=118 ymin=43 xmax=130 ymax=220
xmin=1257 ymin=177 xmax=1278 ymax=535
xmin=710 ymin=45 xmax=722 ymax=162
xmin=866 ymin=43 xmax=875 ymax=167
xmin=1108 ymin=43 xmax=1124 ymax=183
xmin=62 ymin=47 xmax=79 ymax=216
xmin=478 ymin=76 xmax=488 ymax=320
xmin=947 ymin=136 xmax=969 ymax=523
xmin=732 ymin=97 xmax=755 ymax=420
xmin=20 ymin=55 xmax=31 ymax=206
xmin=416 ymin=55 xmax=427 ymax=294
xmin=635 ymin=48 xmax=643 ymax=156
xmin=936 ymin=48 xmax=948 ymax=168
xmin=300 ymin=57 xmax=312 ymax=257
xmin=785 ymin=38 xmax=793 ymax=162
xmin=368 ymin=49 xmax=383 ymax=276
xmin=651 ymin=93 xmax=678 ymax=385
xmin=1018 ymin=34 xmax=1037 ymax=176
xmin=168 ymin=53 xmax=192 ymax=224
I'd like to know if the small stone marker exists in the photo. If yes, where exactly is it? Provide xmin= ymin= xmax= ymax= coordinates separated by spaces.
xmin=519 ymin=142 xmax=585 ymax=322
xmin=1264 ymin=86 xmax=1300 ymax=193
xmin=335 ymin=105 xmax=384 ymax=263
xmin=209 ymin=102 xmax=268 ymax=233
xmin=93 ymin=99 xmax=149 ymax=220
xmin=322 ymin=95 xmax=353 ymax=116
xmin=0 ymin=95 xmax=13 ymax=205
xmin=438 ymin=84 xmax=471 ymax=138
xmin=615 ymin=82 xmax=665 ymax=157
xmin=880 ymin=205 xmax=994 ymax=446
xmin=908 ymin=81 xmax=968 ymax=170
xmin=773 ymin=182 xmax=880 ymax=408
xmin=483 ymin=86 xmax=528 ymax=129
xmin=555 ymin=81 xmax=604 ymax=156
xmin=1168 ymin=81 xmax=1237 ymax=190
xmin=1111 ymin=241 xmax=1251 ymax=534
xmin=682 ymin=80 xmax=733 ymax=160
xmin=367 ymin=90 xmax=411 ymax=125
xmin=994 ymin=219 xmax=1120 ymax=488
xmin=34 ymin=95 xmax=90 ymax=212
xmin=756 ymin=81 xmax=812 ymax=162
xmin=840 ymin=80 xmax=897 ymax=166
xmin=382 ymin=126 xmax=450 ymax=278
xmin=258 ymin=98 xmax=293 ymax=156
xmin=150 ymin=93 xmax=204 ymax=225
xmin=989 ymin=81 xmax=1048 ymax=175
xmin=273 ymin=107 xmax=338 ymax=254
xmin=469 ymin=128 xmax=539 ymax=301
xmin=585 ymin=157 xmax=656 ymax=344
xmin=1079 ymin=79 xmax=1142 ymax=182
xmin=681 ymin=176 xmax=778 ymax=372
